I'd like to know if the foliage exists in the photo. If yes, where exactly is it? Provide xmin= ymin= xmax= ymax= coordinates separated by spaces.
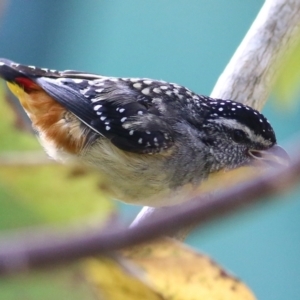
xmin=85 ymin=238 xmax=255 ymax=300
xmin=0 ymin=83 xmax=114 ymax=299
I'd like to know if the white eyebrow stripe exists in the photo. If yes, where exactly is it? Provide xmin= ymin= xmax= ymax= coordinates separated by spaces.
xmin=209 ymin=117 xmax=272 ymax=146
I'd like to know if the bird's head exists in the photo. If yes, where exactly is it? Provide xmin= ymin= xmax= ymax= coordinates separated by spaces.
xmin=197 ymin=99 xmax=289 ymax=172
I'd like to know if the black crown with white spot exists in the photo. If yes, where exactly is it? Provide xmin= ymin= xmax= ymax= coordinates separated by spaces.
xmin=205 ymin=99 xmax=275 ymax=143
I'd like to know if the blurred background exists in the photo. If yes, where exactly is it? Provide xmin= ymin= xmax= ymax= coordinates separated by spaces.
xmin=0 ymin=1 xmax=299 ymax=299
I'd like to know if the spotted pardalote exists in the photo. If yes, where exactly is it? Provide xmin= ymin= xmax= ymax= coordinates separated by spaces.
xmin=0 ymin=59 xmax=289 ymax=206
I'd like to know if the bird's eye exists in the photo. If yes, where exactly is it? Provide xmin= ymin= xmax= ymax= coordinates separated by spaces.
xmin=232 ymin=129 xmax=248 ymax=144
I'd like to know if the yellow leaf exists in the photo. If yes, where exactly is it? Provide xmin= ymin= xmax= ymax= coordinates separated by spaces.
xmin=84 ymin=257 xmax=164 ymax=300
xmin=123 ymin=238 xmax=256 ymax=300
xmin=85 ymin=238 xmax=256 ymax=300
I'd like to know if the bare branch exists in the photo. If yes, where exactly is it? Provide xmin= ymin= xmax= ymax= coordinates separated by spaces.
xmin=0 ymin=151 xmax=54 ymax=166
xmin=0 ymin=148 xmax=299 ymax=276
xmin=211 ymin=0 xmax=300 ymax=110
xmin=132 ymin=0 xmax=300 ymax=236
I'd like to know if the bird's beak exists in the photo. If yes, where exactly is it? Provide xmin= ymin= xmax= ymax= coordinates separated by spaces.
xmin=248 ymin=145 xmax=290 ymax=168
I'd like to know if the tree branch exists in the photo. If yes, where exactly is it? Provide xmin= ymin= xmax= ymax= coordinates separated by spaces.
xmin=131 ymin=0 xmax=300 ymax=237
xmin=0 ymin=147 xmax=299 ymax=276
xmin=211 ymin=0 xmax=300 ymax=110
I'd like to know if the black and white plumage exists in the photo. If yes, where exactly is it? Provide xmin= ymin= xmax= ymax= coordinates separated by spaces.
xmin=0 ymin=59 xmax=289 ymax=206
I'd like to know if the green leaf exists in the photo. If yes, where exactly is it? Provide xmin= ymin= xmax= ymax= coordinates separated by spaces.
xmin=0 ymin=82 xmax=40 ymax=151
xmin=0 ymin=80 xmax=117 ymax=299
xmin=0 ymin=82 xmax=116 ymax=228
xmin=0 ymin=264 xmax=95 ymax=300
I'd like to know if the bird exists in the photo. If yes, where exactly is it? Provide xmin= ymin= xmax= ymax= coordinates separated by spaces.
xmin=0 ymin=58 xmax=289 ymax=207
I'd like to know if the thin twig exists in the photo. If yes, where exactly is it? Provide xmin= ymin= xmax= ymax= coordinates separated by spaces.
xmin=0 ymin=151 xmax=55 ymax=166
xmin=0 ymin=148 xmax=299 ymax=276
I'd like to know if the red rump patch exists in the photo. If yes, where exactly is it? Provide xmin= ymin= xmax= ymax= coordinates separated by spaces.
xmin=15 ymin=77 xmax=39 ymax=93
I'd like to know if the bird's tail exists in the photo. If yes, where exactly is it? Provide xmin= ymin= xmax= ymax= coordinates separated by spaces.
xmin=0 ymin=58 xmax=61 ymax=93
xmin=0 ymin=59 xmax=45 ymax=112
xmin=0 ymin=58 xmax=60 ymax=79
xmin=0 ymin=58 xmax=86 ymax=154
xmin=0 ymin=58 xmax=65 ymax=125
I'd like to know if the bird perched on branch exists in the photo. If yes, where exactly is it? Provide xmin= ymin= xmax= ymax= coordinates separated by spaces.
xmin=0 ymin=59 xmax=289 ymax=206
